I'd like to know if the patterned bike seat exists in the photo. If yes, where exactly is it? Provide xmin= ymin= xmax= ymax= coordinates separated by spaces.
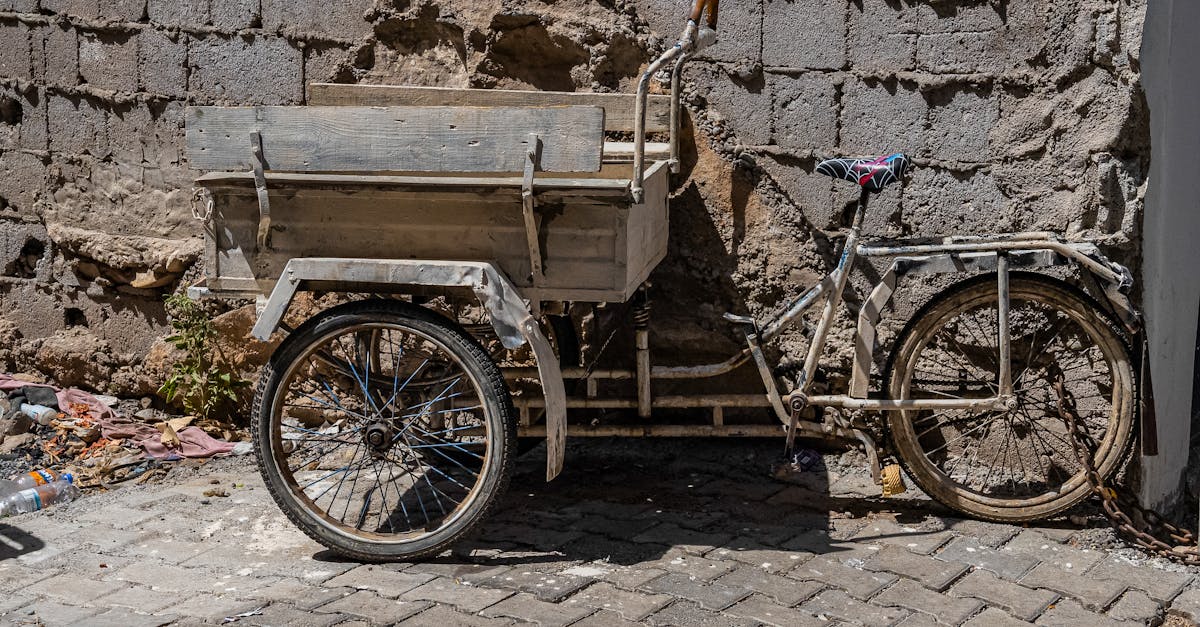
xmin=816 ymin=153 xmax=910 ymax=193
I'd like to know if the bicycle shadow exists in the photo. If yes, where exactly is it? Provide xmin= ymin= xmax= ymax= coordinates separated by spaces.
xmin=0 ymin=522 xmax=46 ymax=561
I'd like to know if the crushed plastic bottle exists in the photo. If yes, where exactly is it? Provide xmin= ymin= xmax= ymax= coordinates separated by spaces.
xmin=19 ymin=404 xmax=58 ymax=426
xmin=0 ymin=469 xmax=66 ymax=497
xmin=0 ymin=475 xmax=79 ymax=517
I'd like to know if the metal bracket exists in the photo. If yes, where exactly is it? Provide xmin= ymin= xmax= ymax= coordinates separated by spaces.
xmin=522 ymin=134 xmax=545 ymax=283
xmin=250 ymin=131 xmax=272 ymax=250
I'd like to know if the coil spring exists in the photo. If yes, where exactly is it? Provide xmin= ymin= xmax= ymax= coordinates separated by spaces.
xmin=634 ymin=289 xmax=652 ymax=328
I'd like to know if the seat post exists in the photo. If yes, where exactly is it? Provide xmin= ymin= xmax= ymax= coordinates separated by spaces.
xmin=852 ymin=188 xmax=871 ymax=230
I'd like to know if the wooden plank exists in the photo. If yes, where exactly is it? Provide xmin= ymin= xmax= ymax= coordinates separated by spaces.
xmin=308 ymin=83 xmax=673 ymax=133
xmin=195 ymin=171 xmax=632 ymax=194
xmin=186 ymin=105 xmax=605 ymax=173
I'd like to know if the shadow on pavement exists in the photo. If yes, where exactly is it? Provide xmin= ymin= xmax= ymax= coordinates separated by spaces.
xmin=0 ymin=523 xmax=45 ymax=561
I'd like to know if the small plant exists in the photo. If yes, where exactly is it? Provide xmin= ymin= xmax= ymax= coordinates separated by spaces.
xmin=158 ymin=293 xmax=248 ymax=419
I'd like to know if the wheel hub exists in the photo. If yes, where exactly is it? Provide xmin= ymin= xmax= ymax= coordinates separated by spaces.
xmin=365 ymin=422 xmax=393 ymax=452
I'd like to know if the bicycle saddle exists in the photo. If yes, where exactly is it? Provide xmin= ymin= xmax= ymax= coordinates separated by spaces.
xmin=816 ymin=153 xmax=910 ymax=193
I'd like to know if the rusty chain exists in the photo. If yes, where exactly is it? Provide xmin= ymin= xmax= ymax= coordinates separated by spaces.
xmin=1053 ymin=376 xmax=1200 ymax=564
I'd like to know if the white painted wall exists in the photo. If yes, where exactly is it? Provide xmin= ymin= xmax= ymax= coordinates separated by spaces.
xmin=1139 ymin=0 xmax=1200 ymax=510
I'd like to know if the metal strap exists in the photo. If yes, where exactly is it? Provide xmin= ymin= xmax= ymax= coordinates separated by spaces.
xmin=250 ymin=131 xmax=271 ymax=250
xmin=521 ymin=134 xmax=544 ymax=283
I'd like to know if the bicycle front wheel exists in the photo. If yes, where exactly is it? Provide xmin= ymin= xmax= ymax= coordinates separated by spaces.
xmin=253 ymin=300 xmax=516 ymax=561
xmin=885 ymin=273 xmax=1134 ymax=522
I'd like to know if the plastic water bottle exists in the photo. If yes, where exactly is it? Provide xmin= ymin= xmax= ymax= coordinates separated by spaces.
xmin=20 ymin=404 xmax=58 ymax=425
xmin=0 ymin=469 xmax=66 ymax=497
xmin=0 ymin=475 xmax=79 ymax=517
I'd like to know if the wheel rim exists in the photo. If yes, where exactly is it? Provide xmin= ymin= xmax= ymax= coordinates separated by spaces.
xmin=268 ymin=322 xmax=495 ymax=544
xmin=897 ymin=285 xmax=1127 ymax=509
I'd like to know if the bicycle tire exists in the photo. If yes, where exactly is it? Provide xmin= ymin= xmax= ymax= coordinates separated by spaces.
xmin=884 ymin=272 xmax=1135 ymax=522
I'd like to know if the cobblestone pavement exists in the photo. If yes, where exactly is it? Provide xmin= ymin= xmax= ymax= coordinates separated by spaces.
xmin=1 ymin=439 xmax=1199 ymax=626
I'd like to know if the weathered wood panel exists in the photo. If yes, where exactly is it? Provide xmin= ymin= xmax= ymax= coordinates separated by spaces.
xmin=308 ymin=84 xmax=673 ymax=133
xmin=198 ymin=163 xmax=670 ymax=303
xmin=186 ymin=105 xmax=605 ymax=173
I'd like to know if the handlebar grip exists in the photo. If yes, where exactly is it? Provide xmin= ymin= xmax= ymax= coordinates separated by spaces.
xmin=689 ymin=0 xmax=719 ymax=29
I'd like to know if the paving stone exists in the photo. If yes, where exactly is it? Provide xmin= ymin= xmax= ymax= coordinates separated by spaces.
xmin=951 ymin=569 xmax=1057 ymax=621
xmin=9 ymin=600 xmax=100 ymax=625
xmin=404 ymin=561 xmax=512 ymax=585
xmin=76 ymin=607 xmax=175 ymax=627
xmin=640 ymin=572 xmax=751 ymax=611
xmin=716 ymin=566 xmax=824 ymax=606
xmin=802 ymin=587 xmax=910 ymax=626
xmin=0 ymin=563 xmax=58 ymax=589
xmin=401 ymin=603 xmax=516 ymax=626
xmin=323 ymin=565 xmax=434 ymax=598
xmin=874 ymin=578 xmax=984 ymax=625
xmin=724 ymin=594 xmax=828 ymax=627
xmin=569 ymin=609 xmax=642 ymax=627
xmin=592 ymin=565 xmax=668 ymax=590
xmin=1019 ymin=563 xmax=1126 ymax=610
xmin=1106 ymin=589 xmax=1163 ymax=623
xmin=241 ymin=603 xmax=348 ymax=627
xmin=315 ymin=590 xmax=432 ymax=623
xmin=866 ymin=545 xmax=971 ymax=591
xmin=0 ymin=592 xmax=35 ymax=614
xmin=707 ymin=539 xmax=811 ymax=573
xmin=1168 ymin=587 xmax=1200 ymax=622
xmin=631 ymin=523 xmax=734 ymax=555
xmin=480 ymin=592 xmax=595 ymax=626
xmin=401 ymin=577 xmax=514 ymax=613
xmin=155 ymin=593 xmax=262 ymax=622
xmin=245 ymin=578 xmax=353 ymax=610
xmin=784 ymin=528 xmax=882 ymax=563
xmin=477 ymin=568 xmax=593 ymax=602
xmin=94 ymin=585 xmax=181 ymax=614
xmin=571 ymin=514 xmax=657 ymax=538
xmin=943 ymin=518 xmax=1022 ymax=548
xmin=570 ymin=582 xmax=673 ymax=621
xmin=1000 ymin=530 xmax=1103 ymax=572
xmin=963 ymin=607 xmax=1032 ymax=627
xmin=108 ymin=562 xmax=274 ymax=595
xmin=851 ymin=519 xmax=955 ymax=555
xmin=28 ymin=572 xmax=125 ymax=602
xmin=1035 ymin=598 xmax=1130 ymax=627
xmin=936 ymin=537 xmax=1040 ymax=580
xmin=790 ymin=554 xmax=898 ymax=599
xmin=1087 ymin=556 xmax=1193 ymax=602
xmin=896 ymin=611 xmax=942 ymax=627
xmin=648 ymin=550 xmax=739 ymax=581
xmin=118 ymin=537 xmax=213 ymax=564
xmin=647 ymin=600 xmax=759 ymax=627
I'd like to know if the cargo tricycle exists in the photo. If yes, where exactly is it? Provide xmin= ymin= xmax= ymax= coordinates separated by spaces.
xmin=185 ymin=0 xmax=1142 ymax=560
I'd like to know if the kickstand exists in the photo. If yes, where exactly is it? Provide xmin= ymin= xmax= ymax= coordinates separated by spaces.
xmin=783 ymin=403 xmax=801 ymax=457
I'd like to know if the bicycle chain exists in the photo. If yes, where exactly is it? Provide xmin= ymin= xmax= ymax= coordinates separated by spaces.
xmin=1053 ymin=376 xmax=1200 ymax=564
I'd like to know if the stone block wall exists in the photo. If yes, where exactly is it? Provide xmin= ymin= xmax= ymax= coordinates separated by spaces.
xmin=0 ymin=0 xmax=1147 ymax=398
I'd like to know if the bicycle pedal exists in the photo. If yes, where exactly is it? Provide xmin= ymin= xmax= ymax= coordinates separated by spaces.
xmin=880 ymin=464 xmax=907 ymax=497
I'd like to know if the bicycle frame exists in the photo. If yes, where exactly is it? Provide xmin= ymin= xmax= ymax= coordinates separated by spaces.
xmin=740 ymin=188 xmax=1138 ymax=424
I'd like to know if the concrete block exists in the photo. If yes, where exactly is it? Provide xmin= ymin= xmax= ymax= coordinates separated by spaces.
xmin=839 ymin=78 xmax=925 ymax=156
xmin=0 ymin=86 xmax=44 ymax=151
xmin=0 ymin=0 xmax=39 ymax=13
xmin=0 ymin=150 xmax=46 ymax=217
xmin=98 ymin=0 xmax=146 ymax=22
xmin=188 ymin=34 xmax=303 ymax=105
xmin=770 ymin=72 xmax=837 ymax=153
xmin=209 ymin=0 xmax=260 ymax=31
xmin=147 ymin=0 xmax=207 ymax=29
xmin=40 ymin=0 xmax=100 ymax=19
xmin=762 ymin=0 xmax=846 ymax=70
xmin=687 ymin=63 xmax=771 ymax=146
xmin=33 ymin=24 xmax=80 ymax=88
xmin=916 ymin=31 xmax=1008 ymax=74
xmin=261 ymin=0 xmax=374 ymax=40
xmin=47 ymin=94 xmax=107 ymax=155
xmin=303 ymin=42 xmax=354 ymax=94
xmin=848 ymin=0 xmax=917 ymax=73
xmin=698 ymin=0 xmax=761 ymax=64
xmin=925 ymin=84 xmax=998 ymax=162
xmin=104 ymin=102 xmax=151 ymax=163
xmin=138 ymin=29 xmax=187 ymax=97
xmin=0 ymin=20 xmax=32 ymax=81
xmin=78 ymin=30 xmax=139 ymax=92
xmin=901 ymin=168 xmax=1012 ymax=236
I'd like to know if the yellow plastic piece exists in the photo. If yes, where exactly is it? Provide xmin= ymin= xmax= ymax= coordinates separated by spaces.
xmin=881 ymin=464 xmax=907 ymax=497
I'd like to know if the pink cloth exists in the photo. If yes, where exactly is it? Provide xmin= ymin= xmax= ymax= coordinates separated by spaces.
xmin=0 ymin=375 xmax=235 ymax=459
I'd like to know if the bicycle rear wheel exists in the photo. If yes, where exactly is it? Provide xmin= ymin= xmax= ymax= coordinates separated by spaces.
xmin=253 ymin=300 xmax=516 ymax=561
xmin=885 ymin=273 xmax=1134 ymax=522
